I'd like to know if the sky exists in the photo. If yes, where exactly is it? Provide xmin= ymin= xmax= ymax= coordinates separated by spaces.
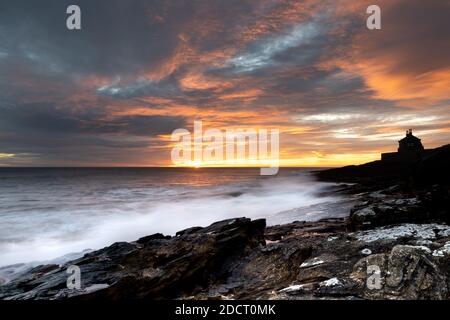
xmin=0 ymin=0 xmax=449 ymax=167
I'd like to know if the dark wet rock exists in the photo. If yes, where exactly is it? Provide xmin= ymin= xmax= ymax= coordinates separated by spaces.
xmin=347 ymin=184 xmax=450 ymax=230
xmin=268 ymin=222 xmax=450 ymax=300
xmin=414 ymin=144 xmax=450 ymax=186
xmin=136 ymin=233 xmax=171 ymax=244
xmin=352 ymin=245 xmax=448 ymax=299
xmin=264 ymin=218 xmax=348 ymax=241
xmin=419 ymin=185 xmax=450 ymax=224
xmin=0 ymin=217 xmax=266 ymax=300
xmin=1 ymin=215 xmax=449 ymax=300
xmin=349 ymin=195 xmax=428 ymax=230
xmin=314 ymin=160 xmax=413 ymax=187
xmin=175 ymin=227 xmax=203 ymax=237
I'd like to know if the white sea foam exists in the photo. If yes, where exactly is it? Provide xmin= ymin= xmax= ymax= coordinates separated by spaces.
xmin=0 ymin=168 xmax=351 ymax=266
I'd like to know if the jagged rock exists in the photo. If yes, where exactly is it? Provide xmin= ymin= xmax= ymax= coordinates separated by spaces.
xmin=1 ymin=194 xmax=449 ymax=300
xmin=351 ymin=223 xmax=450 ymax=243
xmin=352 ymin=245 xmax=448 ymax=299
xmin=414 ymin=145 xmax=450 ymax=186
xmin=0 ymin=218 xmax=266 ymax=300
xmin=136 ymin=233 xmax=171 ymax=244
xmin=349 ymin=195 xmax=428 ymax=230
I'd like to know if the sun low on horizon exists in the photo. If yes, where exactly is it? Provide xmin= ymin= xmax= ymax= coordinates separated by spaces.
xmin=1 ymin=0 xmax=449 ymax=168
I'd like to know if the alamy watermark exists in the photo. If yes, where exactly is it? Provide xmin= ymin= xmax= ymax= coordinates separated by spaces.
xmin=66 ymin=5 xmax=81 ymax=30
xmin=367 ymin=265 xmax=382 ymax=290
xmin=366 ymin=5 xmax=381 ymax=30
xmin=366 ymin=264 xmax=406 ymax=290
xmin=170 ymin=121 xmax=279 ymax=175
xmin=66 ymin=265 xmax=81 ymax=290
xmin=66 ymin=4 xmax=381 ymax=31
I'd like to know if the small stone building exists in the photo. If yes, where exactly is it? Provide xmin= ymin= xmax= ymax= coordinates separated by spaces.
xmin=398 ymin=129 xmax=424 ymax=153
xmin=381 ymin=130 xmax=431 ymax=163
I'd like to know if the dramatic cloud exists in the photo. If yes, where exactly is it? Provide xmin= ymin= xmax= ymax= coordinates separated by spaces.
xmin=0 ymin=0 xmax=449 ymax=166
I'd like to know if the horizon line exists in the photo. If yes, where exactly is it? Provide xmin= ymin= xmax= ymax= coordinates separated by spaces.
xmin=0 ymin=165 xmax=341 ymax=169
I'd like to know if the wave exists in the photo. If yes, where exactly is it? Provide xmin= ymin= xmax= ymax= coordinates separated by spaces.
xmin=0 ymin=169 xmax=351 ymax=266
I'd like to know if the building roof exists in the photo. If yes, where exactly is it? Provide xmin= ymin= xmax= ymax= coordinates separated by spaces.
xmin=400 ymin=134 xmax=421 ymax=142
xmin=399 ymin=129 xmax=421 ymax=142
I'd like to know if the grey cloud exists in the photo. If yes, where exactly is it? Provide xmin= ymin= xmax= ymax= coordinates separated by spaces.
xmin=0 ymin=0 xmax=182 ymax=77
xmin=0 ymin=102 xmax=186 ymax=165
xmin=0 ymin=103 xmax=186 ymax=137
xmin=226 ymin=19 xmax=325 ymax=73
xmin=97 ymin=78 xmax=180 ymax=99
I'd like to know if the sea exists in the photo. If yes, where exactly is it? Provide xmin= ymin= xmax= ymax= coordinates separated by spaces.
xmin=0 ymin=167 xmax=354 ymax=267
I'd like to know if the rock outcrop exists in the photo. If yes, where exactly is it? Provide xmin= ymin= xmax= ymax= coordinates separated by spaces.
xmin=348 ymin=185 xmax=450 ymax=229
xmin=0 ymin=218 xmax=266 ymax=300
xmin=316 ymin=144 xmax=450 ymax=187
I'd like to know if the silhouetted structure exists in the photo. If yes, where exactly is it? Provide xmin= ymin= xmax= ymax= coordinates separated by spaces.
xmin=381 ymin=129 xmax=432 ymax=163
xmin=398 ymin=129 xmax=424 ymax=153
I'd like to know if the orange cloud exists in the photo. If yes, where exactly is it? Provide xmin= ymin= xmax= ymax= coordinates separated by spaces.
xmin=361 ymin=64 xmax=450 ymax=102
xmin=330 ymin=0 xmax=450 ymax=104
xmin=219 ymin=89 xmax=263 ymax=101
xmin=179 ymin=71 xmax=233 ymax=91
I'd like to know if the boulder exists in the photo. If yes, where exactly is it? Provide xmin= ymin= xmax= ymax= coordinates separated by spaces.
xmin=352 ymin=245 xmax=448 ymax=299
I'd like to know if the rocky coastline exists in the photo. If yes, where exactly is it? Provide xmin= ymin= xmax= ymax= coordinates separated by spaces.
xmin=1 ymin=145 xmax=449 ymax=300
